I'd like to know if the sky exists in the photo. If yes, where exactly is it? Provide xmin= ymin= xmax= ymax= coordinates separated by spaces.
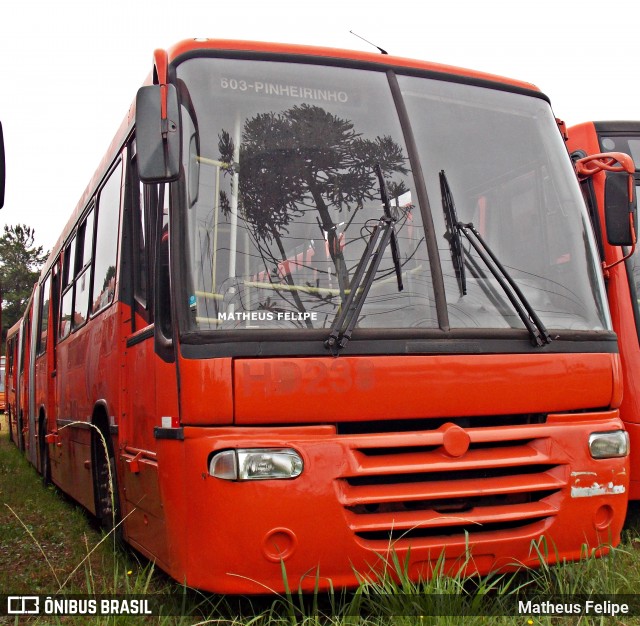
xmin=1 ymin=0 xmax=638 ymax=253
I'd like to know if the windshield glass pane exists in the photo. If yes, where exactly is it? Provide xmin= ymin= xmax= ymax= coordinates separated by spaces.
xmin=177 ymin=58 xmax=437 ymax=332
xmin=600 ymin=135 xmax=640 ymax=165
xmin=399 ymin=76 xmax=608 ymax=331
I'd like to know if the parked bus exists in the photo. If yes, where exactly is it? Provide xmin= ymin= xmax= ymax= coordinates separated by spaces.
xmin=567 ymin=121 xmax=640 ymax=498
xmin=6 ymin=305 xmax=33 ymax=452
xmin=6 ymin=319 xmax=22 ymax=446
xmin=10 ymin=39 xmax=633 ymax=594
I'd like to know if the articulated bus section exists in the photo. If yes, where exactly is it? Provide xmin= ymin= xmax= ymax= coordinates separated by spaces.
xmin=568 ymin=121 xmax=640 ymax=498
xmin=4 ymin=41 xmax=633 ymax=593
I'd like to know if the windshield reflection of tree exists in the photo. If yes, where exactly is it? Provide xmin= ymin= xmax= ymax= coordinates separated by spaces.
xmin=217 ymin=104 xmax=415 ymax=327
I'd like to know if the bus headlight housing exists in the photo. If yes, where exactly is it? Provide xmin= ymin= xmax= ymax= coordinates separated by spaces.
xmin=208 ymin=448 xmax=304 ymax=480
xmin=588 ymin=430 xmax=629 ymax=459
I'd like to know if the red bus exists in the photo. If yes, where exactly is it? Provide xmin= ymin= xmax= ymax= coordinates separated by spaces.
xmin=5 ymin=321 xmax=19 ymax=443
xmin=11 ymin=40 xmax=633 ymax=594
xmin=5 ymin=306 xmax=33 ymax=452
xmin=567 ymin=121 xmax=640 ymax=498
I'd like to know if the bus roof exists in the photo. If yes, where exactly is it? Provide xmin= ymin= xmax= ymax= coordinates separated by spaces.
xmin=592 ymin=121 xmax=640 ymax=134
xmin=166 ymin=39 xmax=542 ymax=94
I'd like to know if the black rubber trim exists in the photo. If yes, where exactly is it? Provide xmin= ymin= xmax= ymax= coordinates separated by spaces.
xmin=179 ymin=330 xmax=618 ymax=359
xmin=154 ymin=427 xmax=185 ymax=440
xmin=170 ymin=48 xmax=551 ymax=103
xmin=594 ymin=121 xmax=640 ymax=135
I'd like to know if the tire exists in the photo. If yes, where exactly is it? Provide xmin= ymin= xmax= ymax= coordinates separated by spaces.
xmin=92 ymin=424 xmax=122 ymax=542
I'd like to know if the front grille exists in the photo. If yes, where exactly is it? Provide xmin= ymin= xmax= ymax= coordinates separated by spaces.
xmin=353 ymin=517 xmax=550 ymax=542
xmin=336 ymin=414 xmax=547 ymax=435
xmin=334 ymin=418 xmax=566 ymax=545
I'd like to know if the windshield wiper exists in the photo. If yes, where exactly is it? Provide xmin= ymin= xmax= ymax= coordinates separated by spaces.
xmin=325 ymin=164 xmax=403 ymax=354
xmin=440 ymin=171 xmax=467 ymax=297
xmin=439 ymin=170 xmax=552 ymax=347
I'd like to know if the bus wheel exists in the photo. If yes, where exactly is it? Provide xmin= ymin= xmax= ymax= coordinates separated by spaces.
xmin=92 ymin=425 xmax=122 ymax=542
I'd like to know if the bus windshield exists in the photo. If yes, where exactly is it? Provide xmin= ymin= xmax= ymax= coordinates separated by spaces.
xmin=176 ymin=57 xmax=608 ymax=337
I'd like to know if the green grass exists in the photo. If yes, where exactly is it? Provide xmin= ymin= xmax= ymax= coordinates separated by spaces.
xmin=0 ymin=427 xmax=110 ymax=596
xmin=3 ymin=411 xmax=640 ymax=625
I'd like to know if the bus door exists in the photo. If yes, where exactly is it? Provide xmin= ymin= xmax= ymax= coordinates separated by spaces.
xmin=33 ymin=272 xmax=53 ymax=475
xmin=121 ymin=148 xmax=159 ymax=454
xmin=118 ymin=145 xmax=169 ymax=566
xmin=6 ymin=329 xmax=19 ymax=443
xmin=16 ymin=312 xmax=29 ymax=452
xmin=48 ymin=262 xmax=60 ymax=426
xmin=26 ymin=295 xmax=38 ymax=467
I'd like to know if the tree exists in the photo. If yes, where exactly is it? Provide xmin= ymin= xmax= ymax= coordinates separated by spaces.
xmin=0 ymin=224 xmax=48 ymax=344
xmin=218 ymin=104 xmax=410 ymax=297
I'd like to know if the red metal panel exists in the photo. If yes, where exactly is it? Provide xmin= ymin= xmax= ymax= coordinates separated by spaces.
xmin=178 ymin=356 xmax=234 ymax=424
xmin=156 ymin=414 xmax=628 ymax=594
xmin=234 ymin=354 xmax=616 ymax=424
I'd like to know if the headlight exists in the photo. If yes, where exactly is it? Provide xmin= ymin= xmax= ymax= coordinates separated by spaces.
xmin=208 ymin=448 xmax=304 ymax=481
xmin=588 ymin=430 xmax=629 ymax=459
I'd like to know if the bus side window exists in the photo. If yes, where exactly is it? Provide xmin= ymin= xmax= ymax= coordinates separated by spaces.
xmin=156 ymin=184 xmax=171 ymax=340
xmin=93 ymin=161 xmax=123 ymax=315
xmin=51 ymin=262 xmax=60 ymax=351
xmin=73 ymin=207 xmax=95 ymax=329
xmin=59 ymin=236 xmax=77 ymax=340
xmin=133 ymin=157 xmax=153 ymax=321
xmin=36 ymin=274 xmax=51 ymax=356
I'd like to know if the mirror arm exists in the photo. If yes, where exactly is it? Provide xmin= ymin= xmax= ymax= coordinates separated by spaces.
xmin=152 ymin=49 xmax=171 ymax=139
xmin=575 ymin=151 xmax=635 ymax=203
xmin=153 ymin=48 xmax=168 ymax=85
xmin=575 ymin=151 xmax=635 ymax=176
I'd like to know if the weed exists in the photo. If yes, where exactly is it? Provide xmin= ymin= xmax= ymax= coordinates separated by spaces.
xmin=3 ymin=415 xmax=640 ymax=625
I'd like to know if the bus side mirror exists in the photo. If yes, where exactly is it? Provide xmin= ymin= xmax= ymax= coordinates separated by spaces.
xmin=605 ymin=171 xmax=637 ymax=245
xmin=575 ymin=152 xmax=637 ymax=246
xmin=136 ymin=84 xmax=181 ymax=183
